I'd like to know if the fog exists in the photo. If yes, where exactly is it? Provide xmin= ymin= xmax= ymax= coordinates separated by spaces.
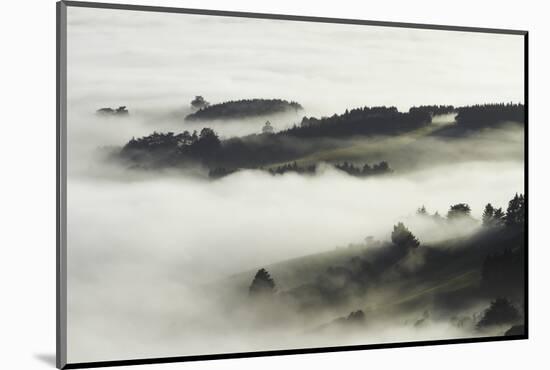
xmin=67 ymin=156 xmax=523 ymax=362
xmin=65 ymin=6 xmax=525 ymax=364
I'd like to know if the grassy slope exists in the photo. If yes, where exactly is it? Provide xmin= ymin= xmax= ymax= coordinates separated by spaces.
xmin=267 ymin=121 xmax=449 ymax=169
xmin=229 ymin=225 xmax=523 ymax=319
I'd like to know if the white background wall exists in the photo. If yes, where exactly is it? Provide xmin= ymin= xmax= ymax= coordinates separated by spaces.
xmin=0 ymin=0 xmax=547 ymax=369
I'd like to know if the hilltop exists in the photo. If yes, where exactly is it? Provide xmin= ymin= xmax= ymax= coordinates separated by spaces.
xmin=185 ymin=98 xmax=303 ymax=121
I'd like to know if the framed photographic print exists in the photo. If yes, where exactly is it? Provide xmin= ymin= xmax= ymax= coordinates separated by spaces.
xmin=57 ymin=1 xmax=528 ymax=368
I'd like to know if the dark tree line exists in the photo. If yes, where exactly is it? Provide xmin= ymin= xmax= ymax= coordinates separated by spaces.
xmin=207 ymin=161 xmax=392 ymax=179
xmin=482 ymin=193 xmax=525 ymax=229
xmin=121 ymin=128 xmax=311 ymax=169
xmin=268 ymin=162 xmax=316 ymax=176
xmin=334 ymin=161 xmax=391 ymax=177
xmin=264 ymin=161 xmax=391 ymax=177
xmin=280 ymin=106 xmax=432 ymax=139
xmin=456 ymin=103 xmax=524 ymax=128
xmin=185 ymin=98 xmax=303 ymax=121
xmin=412 ymin=195 xmax=525 ymax=308
xmin=119 ymin=103 xmax=524 ymax=170
xmin=416 ymin=194 xmax=525 ymax=227
xmin=121 ymin=128 xmax=221 ymax=167
xmin=416 ymin=203 xmax=472 ymax=222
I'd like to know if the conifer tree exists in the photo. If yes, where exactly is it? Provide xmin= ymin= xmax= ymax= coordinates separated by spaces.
xmin=482 ymin=203 xmax=495 ymax=226
xmin=493 ymin=208 xmax=506 ymax=226
xmin=249 ymin=268 xmax=276 ymax=296
xmin=506 ymin=193 xmax=525 ymax=227
xmin=391 ymin=222 xmax=420 ymax=249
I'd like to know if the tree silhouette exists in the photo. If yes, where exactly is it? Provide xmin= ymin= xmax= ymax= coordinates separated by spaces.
xmin=506 ymin=193 xmax=525 ymax=228
xmin=447 ymin=203 xmax=471 ymax=219
xmin=482 ymin=203 xmax=495 ymax=226
xmin=391 ymin=222 xmax=420 ymax=249
xmin=417 ymin=205 xmax=428 ymax=216
xmin=190 ymin=95 xmax=210 ymax=110
xmin=477 ymin=298 xmax=521 ymax=328
xmin=493 ymin=208 xmax=506 ymax=226
xmin=249 ymin=268 xmax=276 ymax=296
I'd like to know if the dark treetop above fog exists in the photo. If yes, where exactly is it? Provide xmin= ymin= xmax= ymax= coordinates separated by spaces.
xmin=185 ymin=98 xmax=303 ymax=121
xmin=118 ymin=102 xmax=524 ymax=172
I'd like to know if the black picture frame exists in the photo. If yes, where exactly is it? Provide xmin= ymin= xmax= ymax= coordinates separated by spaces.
xmin=56 ymin=1 xmax=529 ymax=368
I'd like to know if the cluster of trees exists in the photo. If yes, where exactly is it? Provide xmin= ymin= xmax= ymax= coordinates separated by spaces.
xmin=456 ymin=103 xmax=524 ymax=128
xmin=185 ymin=98 xmax=303 ymax=121
xmin=245 ymin=193 xmax=524 ymax=331
xmin=416 ymin=204 xmax=469 ymax=221
xmin=118 ymin=103 xmax=525 ymax=171
xmin=96 ymin=106 xmax=129 ymax=116
xmin=447 ymin=203 xmax=472 ymax=219
xmin=482 ymin=204 xmax=506 ymax=227
xmin=281 ymin=106 xmax=432 ymax=139
xmin=412 ymin=196 xmax=525 ymax=306
xmin=243 ymin=194 xmax=525 ymax=334
xmin=120 ymin=128 xmax=221 ymax=166
xmin=121 ymin=127 xmax=315 ymax=169
xmin=416 ymin=194 xmax=525 ymax=227
xmin=482 ymin=194 xmax=525 ymax=228
xmin=268 ymin=162 xmax=316 ymax=176
xmin=479 ymin=194 xmax=525 ymax=300
xmin=334 ymin=161 xmax=391 ymax=177
xmin=207 ymin=160 xmax=392 ymax=179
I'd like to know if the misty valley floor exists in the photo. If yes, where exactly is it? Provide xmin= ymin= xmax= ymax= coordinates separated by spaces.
xmin=66 ymin=166 xmax=525 ymax=362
